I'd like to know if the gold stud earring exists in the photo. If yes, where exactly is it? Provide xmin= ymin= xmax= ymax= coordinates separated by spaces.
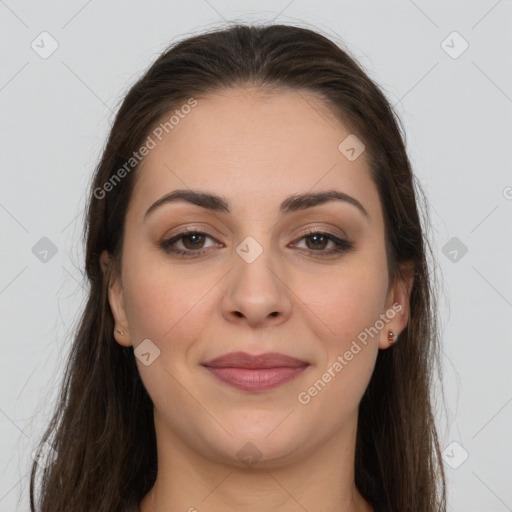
xmin=116 ymin=329 xmax=124 ymax=336
xmin=387 ymin=331 xmax=396 ymax=345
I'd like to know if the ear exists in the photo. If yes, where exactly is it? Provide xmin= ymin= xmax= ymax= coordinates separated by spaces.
xmin=100 ymin=250 xmax=132 ymax=347
xmin=379 ymin=260 xmax=415 ymax=350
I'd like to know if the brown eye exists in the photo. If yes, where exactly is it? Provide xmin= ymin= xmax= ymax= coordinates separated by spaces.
xmin=304 ymin=233 xmax=329 ymax=250
xmin=181 ymin=233 xmax=206 ymax=250
xmin=160 ymin=230 xmax=219 ymax=256
xmin=292 ymin=230 xmax=354 ymax=256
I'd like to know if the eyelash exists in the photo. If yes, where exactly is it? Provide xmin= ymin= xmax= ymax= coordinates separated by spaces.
xmin=160 ymin=228 xmax=354 ymax=258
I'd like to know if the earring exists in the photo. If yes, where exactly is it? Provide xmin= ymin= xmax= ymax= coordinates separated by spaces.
xmin=387 ymin=330 xmax=396 ymax=345
xmin=116 ymin=329 xmax=124 ymax=336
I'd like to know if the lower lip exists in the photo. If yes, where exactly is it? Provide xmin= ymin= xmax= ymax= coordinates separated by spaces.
xmin=204 ymin=366 xmax=308 ymax=391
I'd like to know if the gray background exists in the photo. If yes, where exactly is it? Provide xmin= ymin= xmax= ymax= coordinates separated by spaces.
xmin=1 ymin=1 xmax=511 ymax=510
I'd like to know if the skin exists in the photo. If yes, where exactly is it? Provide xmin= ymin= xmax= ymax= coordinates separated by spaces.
xmin=101 ymin=86 xmax=413 ymax=512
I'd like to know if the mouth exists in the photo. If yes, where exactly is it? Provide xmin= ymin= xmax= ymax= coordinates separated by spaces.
xmin=201 ymin=351 xmax=310 ymax=392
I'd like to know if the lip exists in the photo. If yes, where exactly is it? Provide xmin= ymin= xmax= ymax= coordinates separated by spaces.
xmin=202 ymin=351 xmax=309 ymax=369
xmin=201 ymin=351 xmax=310 ymax=392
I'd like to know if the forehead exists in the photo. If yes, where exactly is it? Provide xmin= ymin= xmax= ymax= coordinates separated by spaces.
xmin=129 ymin=87 xmax=381 ymax=219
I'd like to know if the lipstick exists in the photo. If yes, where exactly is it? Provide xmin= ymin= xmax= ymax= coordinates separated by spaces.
xmin=201 ymin=351 xmax=309 ymax=392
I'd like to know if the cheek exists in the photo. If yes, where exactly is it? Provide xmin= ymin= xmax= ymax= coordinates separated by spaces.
xmin=122 ymin=248 xmax=219 ymax=350
xmin=293 ymin=258 xmax=388 ymax=408
xmin=121 ymin=255 xmax=216 ymax=408
xmin=125 ymin=272 xmax=196 ymax=339
xmin=298 ymin=258 xmax=389 ymax=346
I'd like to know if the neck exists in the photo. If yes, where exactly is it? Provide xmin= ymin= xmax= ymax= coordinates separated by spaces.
xmin=140 ymin=409 xmax=374 ymax=512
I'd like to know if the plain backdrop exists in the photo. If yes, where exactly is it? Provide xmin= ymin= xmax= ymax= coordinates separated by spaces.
xmin=1 ymin=1 xmax=511 ymax=511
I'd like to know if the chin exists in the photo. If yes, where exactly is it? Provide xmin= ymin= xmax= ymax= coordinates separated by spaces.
xmin=205 ymin=422 xmax=311 ymax=469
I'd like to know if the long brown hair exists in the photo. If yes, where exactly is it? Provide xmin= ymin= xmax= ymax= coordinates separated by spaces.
xmin=30 ymin=22 xmax=446 ymax=511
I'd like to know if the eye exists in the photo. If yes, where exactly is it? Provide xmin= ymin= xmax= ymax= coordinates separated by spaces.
xmin=291 ymin=230 xmax=354 ymax=256
xmin=160 ymin=228 xmax=354 ymax=258
xmin=160 ymin=230 xmax=220 ymax=257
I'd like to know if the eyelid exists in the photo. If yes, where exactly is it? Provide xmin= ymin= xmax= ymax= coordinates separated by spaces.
xmin=161 ymin=224 xmax=347 ymax=245
xmin=162 ymin=224 xmax=223 ymax=242
xmin=160 ymin=228 xmax=221 ymax=250
xmin=293 ymin=224 xmax=348 ymax=240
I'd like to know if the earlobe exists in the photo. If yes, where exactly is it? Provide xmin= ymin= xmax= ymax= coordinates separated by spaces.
xmin=99 ymin=250 xmax=110 ymax=275
xmin=379 ymin=260 xmax=415 ymax=350
xmin=108 ymin=282 xmax=132 ymax=347
xmin=100 ymin=250 xmax=132 ymax=347
xmin=387 ymin=329 xmax=398 ymax=346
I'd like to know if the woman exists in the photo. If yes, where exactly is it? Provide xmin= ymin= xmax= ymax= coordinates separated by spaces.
xmin=30 ymin=23 xmax=446 ymax=512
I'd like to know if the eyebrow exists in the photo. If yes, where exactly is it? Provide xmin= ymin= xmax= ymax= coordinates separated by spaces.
xmin=144 ymin=188 xmax=369 ymax=220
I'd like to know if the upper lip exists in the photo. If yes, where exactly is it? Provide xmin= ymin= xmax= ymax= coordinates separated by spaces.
xmin=202 ymin=351 xmax=309 ymax=369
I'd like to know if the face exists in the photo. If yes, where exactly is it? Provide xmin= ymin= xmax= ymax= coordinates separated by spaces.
xmin=104 ymin=87 xmax=411 ymax=469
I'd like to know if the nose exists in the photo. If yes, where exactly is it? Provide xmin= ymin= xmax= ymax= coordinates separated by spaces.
xmin=221 ymin=248 xmax=293 ymax=328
